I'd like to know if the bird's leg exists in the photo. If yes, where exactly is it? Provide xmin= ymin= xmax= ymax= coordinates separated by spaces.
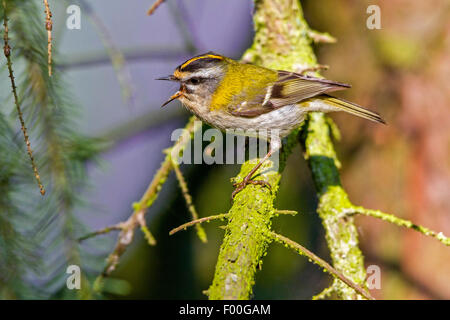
xmin=231 ymin=151 xmax=272 ymax=199
xmin=231 ymin=138 xmax=281 ymax=200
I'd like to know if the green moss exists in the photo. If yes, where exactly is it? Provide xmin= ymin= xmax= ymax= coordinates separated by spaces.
xmin=208 ymin=159 xmax=279 ymax=299
xmin=304 ymin=114 xmax=367 ymax=299
xmin=210 ymin=0 xmax=367 ymax=300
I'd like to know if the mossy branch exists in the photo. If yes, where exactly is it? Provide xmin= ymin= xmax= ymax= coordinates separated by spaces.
xmin=303 ymin=112 xmax=368 ymax=299
xmin=293 ymin=2 xmax=449 ymax=298
xmin=207 ymin=159 xmax=282 ymax=300
xmin=208 ymin=0 xmax=318 ymax=300
xmin=209 ymin=0 xmax=373 ymax=300
xmin=169 ymin=209 xmax=297 ymax=236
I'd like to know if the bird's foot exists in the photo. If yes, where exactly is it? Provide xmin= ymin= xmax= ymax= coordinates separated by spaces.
xmin=231 ymin=176 xmax=271 ymax=200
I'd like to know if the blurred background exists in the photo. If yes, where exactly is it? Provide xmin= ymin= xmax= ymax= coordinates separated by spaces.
xmin=0 ymin=0 xmax=449 ymax=299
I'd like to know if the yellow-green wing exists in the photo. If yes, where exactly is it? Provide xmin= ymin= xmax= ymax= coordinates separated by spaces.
xmin=228 ymin=70 xmax=350 ymax=117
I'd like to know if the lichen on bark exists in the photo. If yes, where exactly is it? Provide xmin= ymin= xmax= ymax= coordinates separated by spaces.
xmin=209 ymin=0 xmax=367 ymax=300
xmin=304 ymin=113 xmax=366 ymax=299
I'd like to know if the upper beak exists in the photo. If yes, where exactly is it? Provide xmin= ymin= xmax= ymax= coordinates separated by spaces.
xmin=161 ymin=91 xmax=183 ymax=108
xmin=156 ymin=75 xmax=178 ymax=81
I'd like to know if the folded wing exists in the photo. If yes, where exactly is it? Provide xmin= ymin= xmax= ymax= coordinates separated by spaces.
xmin=228 ymin=70 xmax=350 ymax=117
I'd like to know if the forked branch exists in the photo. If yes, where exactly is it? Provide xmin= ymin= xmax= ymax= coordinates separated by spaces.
xmin=83 ymin=117 xmax=198 ymax=286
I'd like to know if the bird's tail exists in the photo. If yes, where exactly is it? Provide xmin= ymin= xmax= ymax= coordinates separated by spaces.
xmin=321 ymin=94 xmax=386 ymax=124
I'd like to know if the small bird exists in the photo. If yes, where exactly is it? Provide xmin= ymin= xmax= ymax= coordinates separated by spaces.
xmin=158 ymin=52 xmax=384 ymax=199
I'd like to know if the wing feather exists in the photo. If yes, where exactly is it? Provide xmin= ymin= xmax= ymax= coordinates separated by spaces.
xmin=227 ymin=70 xmax=351 ymax=118
xmin=270 ymin=71 xmax=350 ymax=107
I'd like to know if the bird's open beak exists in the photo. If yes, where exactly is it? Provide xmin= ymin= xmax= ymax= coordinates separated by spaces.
xmin=161 ymin=91 xmax=183 ymax=108
xmin=157 ymin=75 xmax=182 ymax=107
xmin=156 ymin=75 xmax=178 ymax=81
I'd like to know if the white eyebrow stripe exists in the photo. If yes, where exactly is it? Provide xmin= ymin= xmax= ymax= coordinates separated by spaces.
xmin=185 ymin=66 xmax=222 ymax=79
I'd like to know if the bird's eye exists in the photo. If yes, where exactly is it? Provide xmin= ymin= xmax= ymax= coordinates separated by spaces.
xmin=188 ymin=77 xmax=200 ymax=85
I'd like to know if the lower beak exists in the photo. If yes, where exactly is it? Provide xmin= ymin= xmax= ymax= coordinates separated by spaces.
xmin=161 ymin=91 xmax=183 ymax=107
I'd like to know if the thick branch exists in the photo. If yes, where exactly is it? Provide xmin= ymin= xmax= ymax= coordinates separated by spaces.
xmin=208 ymin=0 xmax=317 ymax=300
xmin=243 ymin=0 xmax=369 ymax=299
xmin=207 ymin=160 xmax=282 ymax=300
xmin=303 ymin=112 xmax=367 ymax=299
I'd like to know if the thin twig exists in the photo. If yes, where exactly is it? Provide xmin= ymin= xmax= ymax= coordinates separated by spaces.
xmin=43 ymin=0 xmax=53 ymax=76
xmin=78 ymin=223 xmax=123 ymax=242
xmin=349 ymin=206 xmax=450 ymax=246
xmin=89 ymin=117 xmax=197 ymax=285
xmin=136 ymin=208 xmax=157 ymax=245
xmin=307 ymin=29 xmax=336 ymax=44
xmin=274 ymin=209 xmax=298 ymax=216
xmin=269 ymin=231 xmax=374 ymax=300
xmin=147 ymin=0 xmax=165 ymax=16
xmin=169 ymin=213 xmax=229 ymax=236
xmin=171 ymin=160 xmax=207 ymax=243
xmin=2 ymin=1 xmax=46 ymax=196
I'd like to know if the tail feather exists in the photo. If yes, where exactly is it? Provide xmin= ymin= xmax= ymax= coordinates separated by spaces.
xmin=322 ymin=94 xmax=386 ymax=124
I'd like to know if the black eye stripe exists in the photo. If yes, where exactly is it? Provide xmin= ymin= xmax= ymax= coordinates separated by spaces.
xmin=186 ymin=77 xmax=205 ymax=85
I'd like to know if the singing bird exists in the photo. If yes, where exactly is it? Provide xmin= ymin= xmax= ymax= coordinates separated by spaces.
xmin=158 ymin=52 xmax=384 ymax=198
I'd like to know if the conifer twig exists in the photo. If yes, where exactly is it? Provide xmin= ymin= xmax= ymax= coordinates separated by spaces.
xmin=147 ymin=0 xmax=165 ymax=16
xmin=78 ymin=223 xmax=123 ymax=242
xmin=2 ymin=1 xmax=46 ymax=196
xmin=43 ymin=0 xmax=53 ymax=76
